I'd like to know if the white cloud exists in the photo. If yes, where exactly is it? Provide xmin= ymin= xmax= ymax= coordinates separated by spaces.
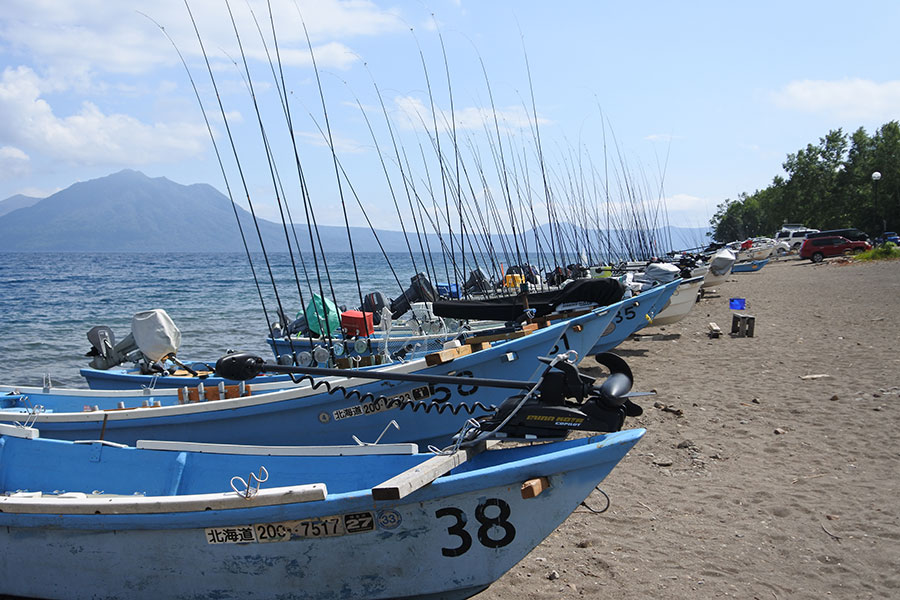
xmin=0 ymin=145 xmax=30 ymax=179
xmin=0 ymin=0 xmax=402 ymax=78
xmin=0 ymin=66 xmax=208 ymax=166
xmin=772 ymin=78 xmax=900 ymax=120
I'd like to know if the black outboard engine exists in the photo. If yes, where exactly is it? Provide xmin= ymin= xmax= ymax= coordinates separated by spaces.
xmin=457 ymin=352 xmax=643 ymax=445
xmin=361 ymin=291 xmax=388 ymax=325
xmin=545 ymin=266 xmax=570 ymax=287
xmin=463 ymin=267 xmax=492 ymax=294
xmin=390 ymin=273 xmax=437 ymax=320
xmin=507 ymin=264 xmax=539 ymax=285
xmin=275 ymin=308 xmax=309 ymax=337
xmin=567 ymin=264 xmax=589 ymax=279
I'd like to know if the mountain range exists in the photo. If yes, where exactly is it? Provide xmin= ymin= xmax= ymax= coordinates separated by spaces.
xmin=0 ymin=170 xmax=709 ymax=253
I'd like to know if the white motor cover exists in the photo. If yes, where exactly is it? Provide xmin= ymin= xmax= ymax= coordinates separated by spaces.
xmin=410 ymin=302 xmax=436 ymax=322
xmin=641 ymin=263 xmax=681 ymax=284
xmin=709 ymin=248 xmax=737 ymax=276
xmin=131 ymin=309 xmax=181 ymax=361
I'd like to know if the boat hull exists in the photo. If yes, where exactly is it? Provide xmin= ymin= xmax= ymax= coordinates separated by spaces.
xmin=587 ymin=279 xmax=680 ymax=355
xmin=731 ymin=258 xmax=769 ymax=273
xmin=646 ymin=276 xmax=703 ymax=327
xmin=0 ymin=429 xmax=645 ymax=600
xmin=0 ymin=309 xmax=615 ymax=449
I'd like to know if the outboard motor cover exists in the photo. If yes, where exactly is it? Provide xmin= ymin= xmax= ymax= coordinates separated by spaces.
xmin=641 ymin=262 xmax=681 ymax=284
xmin=709 ymin=248 xmax=737 ymax=276
xmin=390 ymin=273 xmax=437 ymax=319
xmin=131 ymin=309 xmax=181 ymax=362
xmin=362 ymin=291 xmax=388 ymax=325
xmin=464 ymin=268 xmax=492 ymax=294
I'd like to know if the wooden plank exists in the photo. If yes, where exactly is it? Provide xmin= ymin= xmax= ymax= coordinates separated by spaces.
xmin=466 ymin=341 xmax=492 ymax=352
xmin=464 ymin=329 xmax=529 ymax=345
xmin=371 ymin=442 xmax=489 ymax=501
xmin=520 ymin=476 xmax=551 ymax=499
xmin=136 ymin=439 xmax=419 ymax=456
xmin=424 ymin=344 xmax=473 ymax=366
xmin=531 ymin=308 xmax=592 ymax=325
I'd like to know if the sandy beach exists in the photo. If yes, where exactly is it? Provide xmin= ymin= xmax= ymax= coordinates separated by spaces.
xmin=478 ymin=256 xmax=900 ymax=599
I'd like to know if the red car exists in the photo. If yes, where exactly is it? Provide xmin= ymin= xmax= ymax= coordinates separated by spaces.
xmin=799 ymin=236 xmax=872 ymax=262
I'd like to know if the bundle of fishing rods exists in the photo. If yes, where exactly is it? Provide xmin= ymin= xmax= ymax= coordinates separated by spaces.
xmin=144 ymin=1 xmax=691 ymax=366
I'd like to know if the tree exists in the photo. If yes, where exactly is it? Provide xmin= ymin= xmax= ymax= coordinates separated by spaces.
xmin=709 ymin=122 xmax=900 ymax=241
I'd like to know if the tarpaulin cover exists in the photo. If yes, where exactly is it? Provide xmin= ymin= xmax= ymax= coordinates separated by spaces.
xmin=131 ymin=309 xmax=181 ymax=361
xmin=432 ymin=278 xmax=625 ymax=322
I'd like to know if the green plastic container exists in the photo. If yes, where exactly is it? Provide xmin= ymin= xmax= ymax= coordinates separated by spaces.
xmin=305 ymin=294 xmax=340 ymax=337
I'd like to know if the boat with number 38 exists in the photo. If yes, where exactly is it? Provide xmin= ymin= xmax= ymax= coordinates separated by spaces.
xmin=0 ymin=422 xmax=643 ymax=600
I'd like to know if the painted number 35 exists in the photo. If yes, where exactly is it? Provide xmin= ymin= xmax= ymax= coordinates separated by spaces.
xmin=435 ymin=498 xmax=516 ymax=557
xmin=615 ymin=306 xmax=637 ymax=323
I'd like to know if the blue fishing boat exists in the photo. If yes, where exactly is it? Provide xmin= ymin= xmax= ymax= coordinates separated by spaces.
xmin=0 ymin=422 xmax=644 ymax=600
xmin=78 ymin=282 xmax=658 ymax=392
xmin=0 ymin=307 xmax=616 ymax=448
xmin=587 ymin=278 xmax=681 ymax=354
xmin=79 ymin=318 xmax=531 ymax=391
xmin=731 ymin=258 xmax=769 ymax=273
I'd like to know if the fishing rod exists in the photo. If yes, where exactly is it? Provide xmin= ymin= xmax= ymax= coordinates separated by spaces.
xmin=410 ymin=28 xmax=453 ymax=292
xmin=247 ymin=0 xmax=321 ymax=354
xmin=468 ymin=40 xmax=526 ymax=278
xmin=349 ymin=70 xmax=431 ymax=289
xmin=219 ymin=5 xmax=317 ymax=360
xmin=434 ymin=18 xmax=465 ymax=298
xmin=140 ymin=9 xmax=278 ymax=351
xmin=295 ymin=8 xmax=369 ymax=350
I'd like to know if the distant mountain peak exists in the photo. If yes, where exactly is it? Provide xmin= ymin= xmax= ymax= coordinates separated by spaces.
xmin=0 ymin=193 xmax=42 ymax=218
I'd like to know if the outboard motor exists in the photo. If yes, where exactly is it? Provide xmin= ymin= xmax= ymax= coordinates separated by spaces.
xmin=390 ymin=273 xmax=437 ymax=320
xmin=85 ymin=309 xmax=181 ymax=371
xmin=275 ymin=308 xmax=309 ymax=337
xmin=361 ymin=291 xmax=388 ymax=326
xmin=86 ymin=326 xmax=139 ymax=370
xmin=567 ymin=264 xmax=589 ymax=279
xmin=463 ymin=267 xmax=492 ymax=294
xmin=457 ymin=352 xmax=644 ymax=445
xmin=545 ymin=266 xmax=570 ymax=287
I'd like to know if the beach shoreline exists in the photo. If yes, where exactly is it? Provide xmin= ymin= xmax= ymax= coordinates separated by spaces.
xmin=478 ymin=256 xmax=900 ymax=599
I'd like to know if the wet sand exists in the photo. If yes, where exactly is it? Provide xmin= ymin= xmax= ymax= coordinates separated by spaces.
xmin=479 ymin=256 xmax=900 ymax=599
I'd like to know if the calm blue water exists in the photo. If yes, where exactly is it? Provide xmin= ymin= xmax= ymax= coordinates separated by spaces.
xmin=0 ymin=252 xmax=444 ymax=387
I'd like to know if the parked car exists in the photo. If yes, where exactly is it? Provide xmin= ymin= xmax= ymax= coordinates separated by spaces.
xmin=805 ymin=228 xmax=869 ymax=242
xmin=799 ymin=236 xmax=872 ymax=262
xmin=874 ymin=231 xmax=899 ymax=245
xmin=754 ymin=236 xmax=791 ymax=255
xmin=774 ymin=227 xmax=819 ymax=250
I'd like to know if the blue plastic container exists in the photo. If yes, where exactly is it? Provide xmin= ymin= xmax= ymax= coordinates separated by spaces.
xmin=436 ymin=283 xmax=460 ymax=299
xmin=729 ymin=298 xmax=746 ymax=310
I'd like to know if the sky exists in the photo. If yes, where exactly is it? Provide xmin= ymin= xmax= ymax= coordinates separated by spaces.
xmin=1 ymin=0 xmax=899 ymax=235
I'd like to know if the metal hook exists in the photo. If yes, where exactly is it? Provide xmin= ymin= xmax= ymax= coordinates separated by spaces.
xmin=230 ymin=466 xmax=269 ymax=499
xmin=352 ymin=420 xmax=399 ymax=446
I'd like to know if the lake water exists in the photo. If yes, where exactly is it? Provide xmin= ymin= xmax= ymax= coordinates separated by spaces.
xmin=0 ymin=252 xmax=458 ymax=387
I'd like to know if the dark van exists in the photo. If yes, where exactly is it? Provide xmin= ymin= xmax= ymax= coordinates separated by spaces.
xmin=805 ymin=228 xmax=869 ymax=242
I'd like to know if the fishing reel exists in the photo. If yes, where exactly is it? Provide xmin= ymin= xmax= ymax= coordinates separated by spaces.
xmin=457 ymin=352 xmax=644 ymax=445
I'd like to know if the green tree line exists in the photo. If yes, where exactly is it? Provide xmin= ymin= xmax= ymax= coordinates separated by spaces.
xmin=710 ymin=121 xmax=900 ymax=242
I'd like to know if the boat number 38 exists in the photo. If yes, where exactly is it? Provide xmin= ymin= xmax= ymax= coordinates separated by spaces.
xmin=435 ymin=498 xmax=516 ymax=557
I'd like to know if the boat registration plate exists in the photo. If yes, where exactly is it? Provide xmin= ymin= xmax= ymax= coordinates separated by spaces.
xmin=331 ymin=385 xmax=430 ymax=421
xmin=206 ymin=511 xmax=376 ymax=545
